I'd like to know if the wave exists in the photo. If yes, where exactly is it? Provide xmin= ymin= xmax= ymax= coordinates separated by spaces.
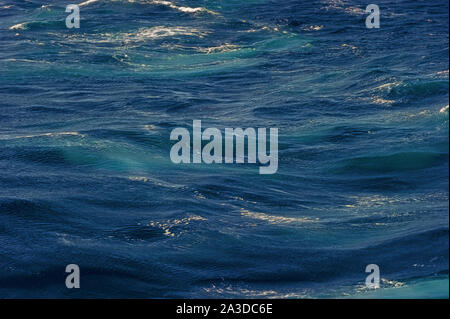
xmin=77 ymin=0 xmax=217 ymax=15
xmin=374 ymin=79 xmax=449 ymax=102
xmin=0 ymin=198 xmax=61 ymax=222
xmin=337 ymin=151 xmax=448 ymax=174
xmin=0 ymin=132 xmax=83 ymax=140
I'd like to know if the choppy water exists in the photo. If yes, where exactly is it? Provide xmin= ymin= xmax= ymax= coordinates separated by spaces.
xmin=0 ymin=0 xmax=448 ymax=298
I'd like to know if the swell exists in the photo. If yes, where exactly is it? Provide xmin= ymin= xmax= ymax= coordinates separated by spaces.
xmin=190 ymin=227 xmax=448 ymax=286
xmin=336 ymin=151 xmax=448 ymax=174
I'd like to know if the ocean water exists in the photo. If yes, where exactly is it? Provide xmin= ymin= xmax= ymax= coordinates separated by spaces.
xmin=0 ymin=0 xmax=448 ymax=298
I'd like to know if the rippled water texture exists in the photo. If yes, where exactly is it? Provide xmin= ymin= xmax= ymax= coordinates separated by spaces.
xmin=0 ymin=0 xmax=448 ymax=298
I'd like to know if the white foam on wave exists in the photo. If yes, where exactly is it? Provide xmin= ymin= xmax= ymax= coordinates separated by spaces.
xmin=78 ymin=0 xmax=102 ymax=6
xmin=149 ymin=0 xmax=217 ymax=15
xmin=62 ymin=26 xmax=209 ymax=47
xmin=196 ymin=43 xmax=240 ymax=54
xmin=436 ymin=70 xmax=449 ymax=77
xmin=9 ymin=22 xmax=27 ymax=30
xmin=128 ymin=175 xmax=186 ymax=189
xmin=374 ymin=82 xmax=401 ymax=91
xmin=369 ymin=81 xmax=400 ymax=105
xmin=131 ymin=26 xmax=209 ymax=40
xmin=203 ymin=283 xmax=311 ymax=298
xmin=0 ymin=132 xmax=84 ymax=140
xmin=321 ymin=1 xmax=367 ymax=15
xmin=372 ymin=97 xmax=395 ymax=105
xmin=303 ymin=25 xmax=323 ymax=31
xmin=159 ymin=42 xmax=240 ymax=55
xmin=241 ymin=208 xmax=319 ymax=225
xmin=77 ymin=0 xmax=217 ymax=15
xmin=3 ymin=58 xmax=52 ymax=64
xmin=149 ymin=215 xmax=207 ymax=237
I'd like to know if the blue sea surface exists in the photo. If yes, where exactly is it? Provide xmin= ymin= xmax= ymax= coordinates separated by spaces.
xmin=0 ymin=0 xmax=448 ymax=298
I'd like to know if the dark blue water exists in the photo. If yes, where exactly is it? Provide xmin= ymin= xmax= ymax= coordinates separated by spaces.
xmin=0 ymin=0 xmax=448 ymax=298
